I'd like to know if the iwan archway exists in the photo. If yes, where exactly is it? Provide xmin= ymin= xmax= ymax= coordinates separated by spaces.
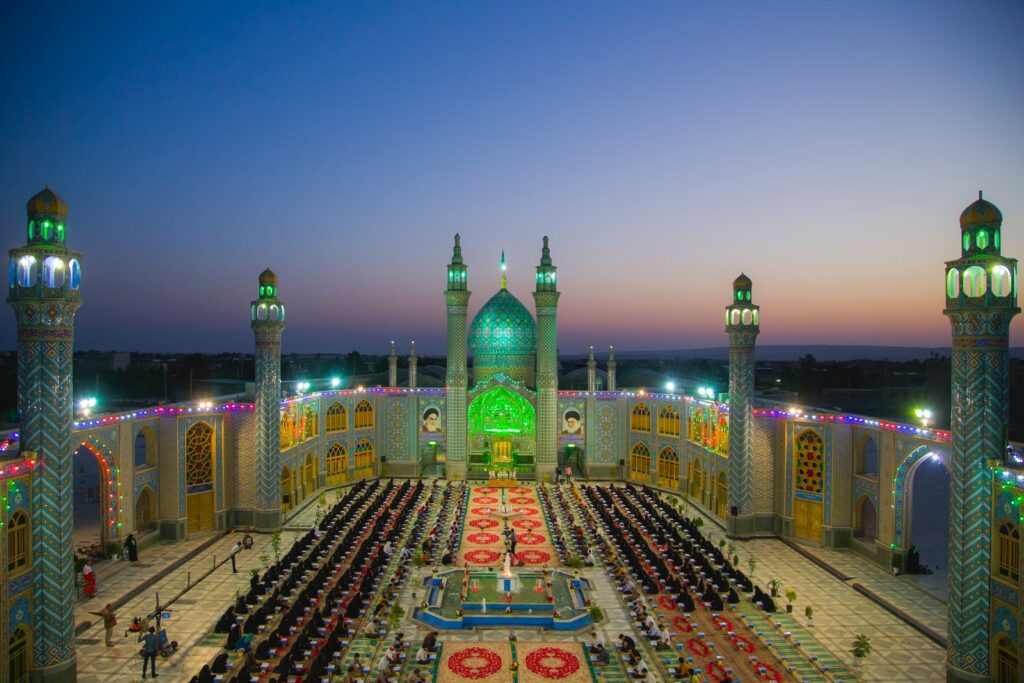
xmin=467 ymin=378 xmax=536 ymax=479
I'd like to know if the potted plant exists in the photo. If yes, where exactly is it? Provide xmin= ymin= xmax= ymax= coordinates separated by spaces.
xmin=767 ymin=578 xmax=782 ymax=598
xmin=850 ymin=634 xmax=871 ymax=667
xmin=747 ymin=555 xmax=758 ymax=578
xmin=387 ymin=603 xmax=405 ymax=632
xmin=694 ymin=517 xmax=704 ymax=528
xmin=785 ymin=588 xmax=797 ymax=614
xmin=804 ymin=605 xmax=813 ymax=625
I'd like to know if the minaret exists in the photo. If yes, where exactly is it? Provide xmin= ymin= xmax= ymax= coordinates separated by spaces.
xmin=8 ymin=188 xmax=82 ymax=681
xmin=586 ymin=346 xmax=597 ymax=391
xmin=408 ymin=341 xmax=418 ymax=388
xmin=388 ymin=340 xmax=397 ymax=387
xmin=607 ymin=346 xmax=617 ymax=391
xmin=725 ymin=273 xmax=759 ymax=537
xmin=944 ymin=193 xmax=1018 ymax=682
xmin=533 ymin=236 xmax=560 ymax=475
xmin=444 ymin=235 xmax=471 ymax=474
xmin=251 ymin=268 xmax=285 ymax=530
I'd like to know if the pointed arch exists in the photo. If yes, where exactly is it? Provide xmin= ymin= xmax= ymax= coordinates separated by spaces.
xmin=185 ymin=421 xmax=215 ymax=533
xmin=6 ymin=509 xmax=30 ymax=575
xmin=302 ymin=403 xmax=318 ymax=439
xmin=354 ymin=439 xmax=375 ymax=478
xmin=715 ymin=470 xmax=728 ymax=518
xmin=687 ymin=457 xmax=705 ymax=501
xmin=280 ymin=411 xmax=294 ymax=449
xmin=631 ymin=402 xmax=651 ymax=432
xmin=8 ymin=625 xmax=30 ymax=683
xmin=658 ymin=405 xmax=680 ymax=437
xmin=855 ymin=495 xmax=877 ymax=541
xmin=302 ymin=452 xmax=318 ymax=499
xmin=326 ymin=401 xmax=347 ymax=433
xmin=135 ymin=486 xmax=157 ymax=533
xmin=657 ymin=446 xmax=679 ymax=488
xmin=280 ymin=465 xmax=294 ymax=513
xmin=997 ymin=519 xmax=1020 ymax=583
xmin=354 ymin=399 xmax=374 ymax=429
xmin=326 ymin=442 xmax=348 ymax=486
xmin=629 ymin=442 xmax=651 ymax=481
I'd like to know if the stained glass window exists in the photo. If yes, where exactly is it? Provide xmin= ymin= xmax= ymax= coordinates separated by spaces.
xmin=630 ymin=442 xmax=650 ymax=480
xmin=354 ymin=439 xmax=374 ymax=477
xmin=794 ymin=429 xmax=824 ymax=495
xmin=326 ymin=402 xmax=347 ymax=433
xmin=631 ymin=403 xmax=651 ymax=432
xmin=185 ymin=422 xmax=213 ymax=487
xmin=657 ymin=446 xmax=679 ymax=487
xmin=999 ymin=521 xmax=1020 ymax=583
xmin=658 ymin=405 xmax=680 ymax=437
xmin=355 ymin=400 xmax=374 ymax=429
xmin=6 ymin=510 xmax=28 ymax=574
xmin=327 ymin=442 xmax=347 ymax=485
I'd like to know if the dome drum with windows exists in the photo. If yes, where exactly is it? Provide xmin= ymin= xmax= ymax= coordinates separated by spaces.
xmin=251 ymin=268 xmax=285 ymax=323
xmin=725 ymin=273 xmax=759 ymax=329
xmin=8 ymin=187 xmax=82 ymax=295
xmin=945 ymin=193 xmax=1018 ymax=306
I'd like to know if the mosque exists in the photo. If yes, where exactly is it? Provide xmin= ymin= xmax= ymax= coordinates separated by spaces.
xmin=0 ymin=187 xmax=1019 ymax=683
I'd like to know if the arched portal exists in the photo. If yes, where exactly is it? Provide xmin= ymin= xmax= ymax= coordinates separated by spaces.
xmin=906 ymin=451 xmax=949 ymax=598
xmin=72 ymin=443 xmax=103 ymax=556
xmin=468 ymin=384 xmax=536 ymax=478
xmin=715 ymin=471 xmax=728 ymax=519
xmin=302 ymin=452 xmax=318 ymax=499
xmin=135 ymin=487 xmax=157 ymax=533
xmin=8 ymin=626 xmax=30 ymax=683
xmin=281 ymin=466 xmax=294 ymax=513
xmin=184 ymin=422 xmax=216 ymax=533
xmin=855 ymin=495 xmax=877 ymax=541
xmin=72 ymin=438 xmax=120 ymax=557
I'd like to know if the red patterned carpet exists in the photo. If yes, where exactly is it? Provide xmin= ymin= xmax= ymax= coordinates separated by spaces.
xmin=516 ymin=642 xmax=590 ymax=683
xmin=439 ymin=642 xmax=513 ymax=683
xmin=459 ymin=485 xmax=560 ymax=567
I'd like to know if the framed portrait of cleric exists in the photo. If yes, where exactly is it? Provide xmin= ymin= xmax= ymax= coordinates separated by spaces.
xmin=559 ymin=408 xmax=584 ymax=442
xmin=420 ymin=405 xmax=444 ymax=434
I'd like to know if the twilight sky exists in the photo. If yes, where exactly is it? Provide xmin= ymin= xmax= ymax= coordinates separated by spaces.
xmin=2 ymin=1 xmax=1023 ymax=354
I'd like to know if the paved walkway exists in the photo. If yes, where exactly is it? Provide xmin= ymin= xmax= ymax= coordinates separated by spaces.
xmin=689 ymin=508 xmax=947 ymax=682
xmin=74 ymin=484 xmax=949 ymax=683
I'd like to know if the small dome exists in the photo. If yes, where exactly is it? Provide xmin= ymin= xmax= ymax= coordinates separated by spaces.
xmin=470 ymin=288 xmax=536 ymax=384
xmin=27 ymin=187 xmax=68 ymax=220
xmin=960 ymin=193 xmax=1002 ymax=227
xmin=259 ymin=268 xmax=278 ymax=286
xmin=733 ymin=273 xmax=752 ymax=289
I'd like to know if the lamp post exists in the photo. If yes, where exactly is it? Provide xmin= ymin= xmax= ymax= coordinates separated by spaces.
xmin=914 ymin=408 xmax=933 ymax=428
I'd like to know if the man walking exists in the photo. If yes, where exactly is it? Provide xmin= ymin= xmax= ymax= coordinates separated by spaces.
xmin=139 ymin=625 xmax=159 ymax=678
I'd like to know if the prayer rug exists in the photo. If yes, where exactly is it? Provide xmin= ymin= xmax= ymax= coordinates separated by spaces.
xmin=438 ymin=643 xmax=513 ymax=683
xmin=516 ymin=642 xmax=590 ymax=683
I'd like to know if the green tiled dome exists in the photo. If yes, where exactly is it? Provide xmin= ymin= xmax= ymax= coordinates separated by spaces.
xmin=469 ymin=288 xmax=536 ymax=384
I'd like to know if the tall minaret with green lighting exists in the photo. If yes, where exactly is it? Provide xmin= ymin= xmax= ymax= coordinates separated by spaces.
xmin=444 ymin=235 xmax=471 ymax=474
xmin=251 ymin=268 xmax=285 ymax=530
xmin=533 ymin=236 xmax=560 ymax=474
xmin=725 ymin=273 xmax=759 ymax=537
xmin=8 ymin=188 xmax=83 ymax=682
xmin=944 ymin=193 xmax=1018 ymax=682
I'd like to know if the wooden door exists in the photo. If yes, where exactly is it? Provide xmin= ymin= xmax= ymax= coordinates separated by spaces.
xmin=186 ymin=491 xmax=215 ymax=533
xmin=493 ymin=440 xmax=512 ymax=464
xmin=793 ymin=498 xmax=823 ymax=541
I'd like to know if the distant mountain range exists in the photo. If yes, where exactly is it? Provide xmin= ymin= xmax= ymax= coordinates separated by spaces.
xmin=567 ymin=345 xmax=1024 ymax=362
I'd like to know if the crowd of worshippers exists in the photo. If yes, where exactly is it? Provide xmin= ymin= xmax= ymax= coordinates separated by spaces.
xmin=573 ymin=483 xmax=771 ymax=680
xmin=419 ymin=481 xmax=467 ymax=566
xmin=192 ymin=478 xmax=446 ymax=683
xmin=537 ymin=484 xmax=593 ymax=564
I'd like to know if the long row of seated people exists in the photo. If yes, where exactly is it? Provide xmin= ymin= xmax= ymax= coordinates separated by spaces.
xmin=536 ymin=484 xmax=587 ymax=563
xmin=421 ymin=481 xmax=467 ymax=565
xmin=627 ymin=485 xmax=776 ymax=612
xmin=195 ymin=479 xmax=427 ymax=682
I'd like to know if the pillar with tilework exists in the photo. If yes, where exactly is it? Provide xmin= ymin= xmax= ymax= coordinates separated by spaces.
xmin=444 ymin=235 xmax=470 ymax=475
xmin=944 ymin=193 xmax=1018 ymax=682
xmin=8 ymin=188 xmax=82 ymax=682
xmin=725 ymin=273 xmax=759 ymax=538
xmin=533 ymin=236 xmax=560 ymax=477
xmin=251 ymin=268 xmax=285 ymax=530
